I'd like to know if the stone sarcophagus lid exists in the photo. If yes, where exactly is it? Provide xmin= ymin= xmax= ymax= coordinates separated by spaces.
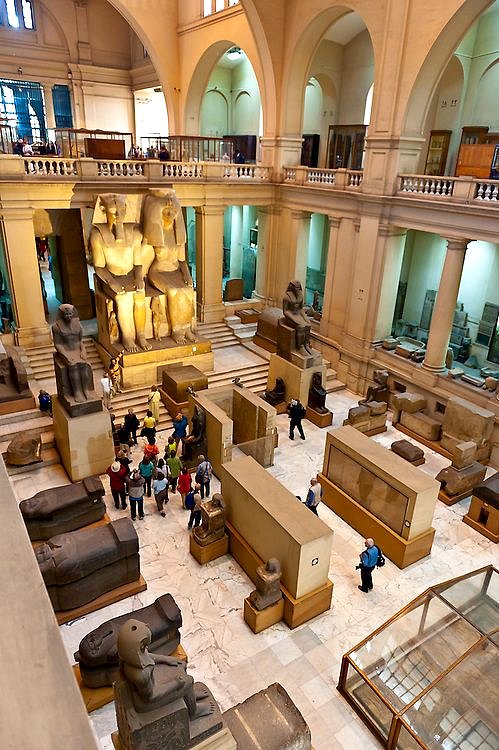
xmin=74 ymin=594 xmax=182 ymax=688
xmin=35 ymin=518 xmax=140 ymax=612
xmin=20 ymin=476 xmax=106 ymax=540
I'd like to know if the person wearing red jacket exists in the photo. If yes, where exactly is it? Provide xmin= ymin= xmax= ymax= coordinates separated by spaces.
xmin=177 ymin=465 xmax=192 ymax=508
xmin=106 ymin=460 xmax=128 ymax=509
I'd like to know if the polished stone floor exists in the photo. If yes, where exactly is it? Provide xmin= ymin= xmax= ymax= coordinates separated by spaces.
xmin=12 ymin=363 xmax=499 ymax=750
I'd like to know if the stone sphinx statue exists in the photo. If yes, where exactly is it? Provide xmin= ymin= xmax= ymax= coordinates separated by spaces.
xmin=142 ymin=189 xmax=196 ymax=345
xmin=90 ymin=193 xmax=151 ymax=353
xmin=114 ymin=619 xmax=223 ymax=750
xmin=36 ymin=518 xmax=140 ymax=612
xmin=75 ymin=594 xmax=182 ymax=689
xmin=362 ymin=369 xmax=389 ymax=405
xmin=52 ymin=304 xmax=99 ymax=415
xmin=20 ymin=476 xmax=106 ymax=541
xmin=263 ymin=376 xmax=286 ymax=406
xmin=249 ymin=558 xmax=283 ymax=611
xmin=192 ymin=494 xmax=226 ymax=546
xmin=308 ymin=371 xmax=328 ymax=413
xmin=281 ymin=280 xmax=312 ymax=356
xmin=181 ymin=405 xmax=206 ymax=462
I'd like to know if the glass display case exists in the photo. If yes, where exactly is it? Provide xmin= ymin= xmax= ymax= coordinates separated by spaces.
xmin=338 ymin=566 xmax=498 ymax=749
xmin=140 ymin=135 xmax=235 ymax=162
xmin=55 ymin=128 xmax=133 ymax=159
xmin=424 ymin=130 xmax=451 ymax=175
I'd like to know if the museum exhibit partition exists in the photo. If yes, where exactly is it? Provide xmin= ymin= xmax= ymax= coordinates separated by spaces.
xmin=337 ymin=566 xmax=498 ymax=750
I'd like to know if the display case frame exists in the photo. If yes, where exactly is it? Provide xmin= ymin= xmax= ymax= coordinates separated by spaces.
xmin=337 ymin=566 xmax=499 ymax=750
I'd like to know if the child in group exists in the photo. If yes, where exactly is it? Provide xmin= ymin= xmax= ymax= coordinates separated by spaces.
xmin=177 ymin=465 xmax=192 ymax=509
xmin=143 ymin=435 xmax=160 ymax=466
xmin=166 ymin=450 xmax=182 ymax=492
xmin=165 ymin=435 xmax=177 ymax=457
xmin=153 ymin=470 xmax=169 ymax=517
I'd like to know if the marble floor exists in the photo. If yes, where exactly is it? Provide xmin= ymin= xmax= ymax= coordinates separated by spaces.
xmin=11 ymin=358 xmax=499 ymax=750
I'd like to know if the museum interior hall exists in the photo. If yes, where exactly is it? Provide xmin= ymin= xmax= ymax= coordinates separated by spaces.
xmin=0 ymin=1 xmax=498 ymax=749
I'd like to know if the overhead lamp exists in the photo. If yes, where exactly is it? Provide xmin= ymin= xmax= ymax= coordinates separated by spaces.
xmin=226 ymin=47 xmax=242 ymax=61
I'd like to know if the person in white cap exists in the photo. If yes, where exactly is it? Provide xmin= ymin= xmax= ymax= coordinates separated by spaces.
xmin=106 ymin=460 xmax=128 ymax=510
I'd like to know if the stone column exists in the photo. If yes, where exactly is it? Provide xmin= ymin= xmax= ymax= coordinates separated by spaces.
xmin=373 ymin=226 xmax=407 ymax=342
xmin=319 ymin=216 xmax=341 ymax=338
xmin=229 ymin=205 xmax=243 ymax=278
xmin=253 ymin=205 xmax=278 ymax=305
xmin=195 ymin=205 xmax=226 ymax=323
xmin=422 ymin=238 xmax=468 ymax=373
xmin=289 ymin=209 xmax=311 ymax=289
xmin=42 ymin=84 xmax=56 ymax=130
xmin=0 ymin=208 xmax=51 ymax=347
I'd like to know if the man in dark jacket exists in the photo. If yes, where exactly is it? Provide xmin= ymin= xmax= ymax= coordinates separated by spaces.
xmin=287 ymin=399 xmax=306 ymax=440
xmin=357 ymin=538 xmax=379 ymax=592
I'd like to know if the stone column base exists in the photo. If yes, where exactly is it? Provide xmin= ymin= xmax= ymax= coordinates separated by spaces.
xmin=15 ymin=324 xmax=52 ymax=348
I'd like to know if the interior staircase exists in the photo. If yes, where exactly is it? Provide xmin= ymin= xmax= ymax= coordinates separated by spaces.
xmin=23 ymin=336 xmax=103 ymax=383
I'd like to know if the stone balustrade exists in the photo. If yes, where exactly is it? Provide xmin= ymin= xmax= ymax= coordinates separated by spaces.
xmin=398 ymin=174 xmax=499 ymax=204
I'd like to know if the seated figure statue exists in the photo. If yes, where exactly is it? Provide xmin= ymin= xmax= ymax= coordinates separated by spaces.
xmin=75 ymin=594 xmax=182 ymax=689
xmin=282 ymin=280 xmax=312 ymax=356
xmin=249 ymin=558 xmax=283 ymax=611
xmin=90 ymin=193 xmax=151 ymax=353
xmin=193 ymin=495 xmax=225 ymax=546
xmin=116 ymin=619 xmax=216 ymax=721
xmin=142 ymin=189 xmax=196 ymax=345
xmin=308 ymin=371 xmax=328 ymax=413
xmin=263 ymin=377 xmax=286 ymax=406
xmin=362 ymin=369 xmax=389 ymax=405
xmin=181 ymin=405 xmax=206 ymax=461
xmin=52 ymin=304 xmax=97 ymax=410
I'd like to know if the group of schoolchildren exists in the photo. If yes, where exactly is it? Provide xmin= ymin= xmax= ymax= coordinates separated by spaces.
xmin=106 ymin=418 xmax=212 ymax=529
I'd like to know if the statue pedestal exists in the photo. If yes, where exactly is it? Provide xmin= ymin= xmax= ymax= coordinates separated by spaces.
xmin=52 ymin=396 xmax=115 ymax=482
xmin=305 ymin=406 xmax=332 ymax=428
xmin=267 ymin=354 xmax=326 ymax=406
xmin=243 ymin=597 xmax=284 ymax=634
xmin=96 ymin=339 xmax=213 ymax=390
xmin=114 ymin=679 xmax=230 ymax=750
xmin=112 ymin=727 xmax=236 ymax=750
xmin=160 ymin=364 xmax=209 ymax=418
xmin=189 ymin=533 xmax=229 ymax=565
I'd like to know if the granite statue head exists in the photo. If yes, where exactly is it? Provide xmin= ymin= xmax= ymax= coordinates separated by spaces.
xmin=118 ymin=619 xmax=155 ymax=669
xmin=98 ymin=193 xmax=127 ymax=229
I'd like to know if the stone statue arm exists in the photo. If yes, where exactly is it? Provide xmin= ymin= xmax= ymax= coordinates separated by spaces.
xmin=150 ymin=652 xmax=185 ymax=668
xmin=90 ymin=228 xmax=123 ymax=292
xmin=52 ymin=325 xmax=85 ymax=366
xmin=132 ymin=227 xmax=145 ymax=291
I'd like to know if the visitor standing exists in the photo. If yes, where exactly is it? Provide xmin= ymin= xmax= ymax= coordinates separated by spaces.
xmin=141 ymin=410 xmax=156 ymax=442
xmin=165 ymin=435 xmax=178 ymax=457
xmin=106 ymin=460 xmax=128 ymax=510
xmin=138 ymin=455 xmax=154 ymax=497
xmin=126 ymin=469 xmax=145 ymax=521
xmin=195 ymin=454 xmax=212 ymax=499
xmin=305 ymin=477 xmax=322 ymax=515
xmin=287 ymin=399 xmax=306 ymax=440
xmin=153 ymin=470 xmax=169 ymax=517
xmin=172 ymin=412 xmax=188 ymax=442
xmin=357 ymin=538 xmax=382 ymax=593
xmin=124 ymin=407 xmax=140 ymax=445
xmin=166 ymin=450 xmax=182 ymax=492
xmin=38 ymin=389 xmax=52 ymax=416
xmin=177 ymin=465 xmax=192 ymax=509
xmin=147 ymin=385 xmax=161 ymax=424
xmin=143 ymin=436 xmax=160 ymax=466
xmin=187 ymin=485 xmax=202 ymax=529
xmin=100 ymin=373 xmax=112 ymax=410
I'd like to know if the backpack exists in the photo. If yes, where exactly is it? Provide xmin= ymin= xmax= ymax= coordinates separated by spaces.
xmin=376 ymin=547 xmax=386 ymax=567
xmin=185 ymin=492 xmax=195 ymax=510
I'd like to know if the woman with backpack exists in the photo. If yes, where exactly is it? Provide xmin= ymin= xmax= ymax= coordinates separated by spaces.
xmin=195 ymin=454 xmax=212 ymax=499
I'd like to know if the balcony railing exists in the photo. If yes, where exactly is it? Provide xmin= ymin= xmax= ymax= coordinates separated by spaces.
xmin=398 ymin=174 xmax=499 ymax=204
xmin=0 ymin=155 xmax=273 ymax=184
xmin=282 ymin=166 xmax=363 ymax=190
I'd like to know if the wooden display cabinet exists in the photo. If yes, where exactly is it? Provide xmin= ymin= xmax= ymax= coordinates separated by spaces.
xmin=424 ymin=130 xmax=451 ymax=175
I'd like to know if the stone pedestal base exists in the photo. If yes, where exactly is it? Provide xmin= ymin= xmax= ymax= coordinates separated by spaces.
xmin=95 ymin=339 xmax=214 ymax=390
xmin=160 ymin=365 xmax=208 ymax=418
xmin=112 ymin=727 xmax=236 ymax=750
xmin=435 ymin=462 xmax=487 ymax=502
xmin=305 ymin=407 xmax=332 ymax=428
xmin=52 ymin=396 xmax=114 ymax=482
xmin=190 ymin=533 xmax=229 ymax=565
xmin=267 ymin=354 xmax=325 ymax=407
xmin=463 ymin=496 xmax=498 ymax=542
xmin=244 ymin=596 xmax=284 ymax=633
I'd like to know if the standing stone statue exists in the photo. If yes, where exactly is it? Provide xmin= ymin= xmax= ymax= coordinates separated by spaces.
xmin=52 ymin=304 xmax=98 ymax=413
xmin=282 ymin=280 xmax=312 ymax=356
xmin=142 ymin=189 xmax=196 ymax=345
xmin=181 ymin=405 xmax=206 ymax=461
xmin=249 ymin=558 xmax=283 ymax=611
xmin=193 ymin=495 xmax=226 ymax=546
xmin=114 ymin=619 xmax=223 ymax=750
xmin=90 ymin=193 xmax=151 ymax=353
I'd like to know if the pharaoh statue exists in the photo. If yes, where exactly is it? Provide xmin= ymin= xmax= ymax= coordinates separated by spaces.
xmin=263 ymin=377 xmax=286 ymax=406
xmin=90 ymin=193 xmax=151 ymax=353
xmin=116 ymin=619 xmax=216 ymax=718
xmin=308 ymin=371 xmax=328 ymax=414
xmin=142 ymin=189 xmax=197 ymax=345
xmin=193 ymin=494 xmax=226 ymax=546
xmin=282 ymin=280 xmax=312 ymax=356
xmin=52 ymin=303 xmax=95 ymax=405
xmin=249 ymin=558 xmax=283 ymax=611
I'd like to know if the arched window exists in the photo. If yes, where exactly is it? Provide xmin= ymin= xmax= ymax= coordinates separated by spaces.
xmin=203 ymin=0 xmax=239 ymax=18
xmin=364 ymin=83 xmax=374 ymax=126
xmin=3 ymin=0 xmax=35 ymax=30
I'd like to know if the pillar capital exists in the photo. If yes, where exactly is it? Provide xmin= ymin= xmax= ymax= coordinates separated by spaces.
xmin=377 ymin=224 xmax=407 ymax=238
xmin=195 ymin=204 xmax=225 ymax=217
xmin=445 ymin=237 xmax=469 ymax=252
xmin=327 ymin=215 xmax=341 ymax=229
xmin=289 ymin=209 xmax=311 ymax=221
